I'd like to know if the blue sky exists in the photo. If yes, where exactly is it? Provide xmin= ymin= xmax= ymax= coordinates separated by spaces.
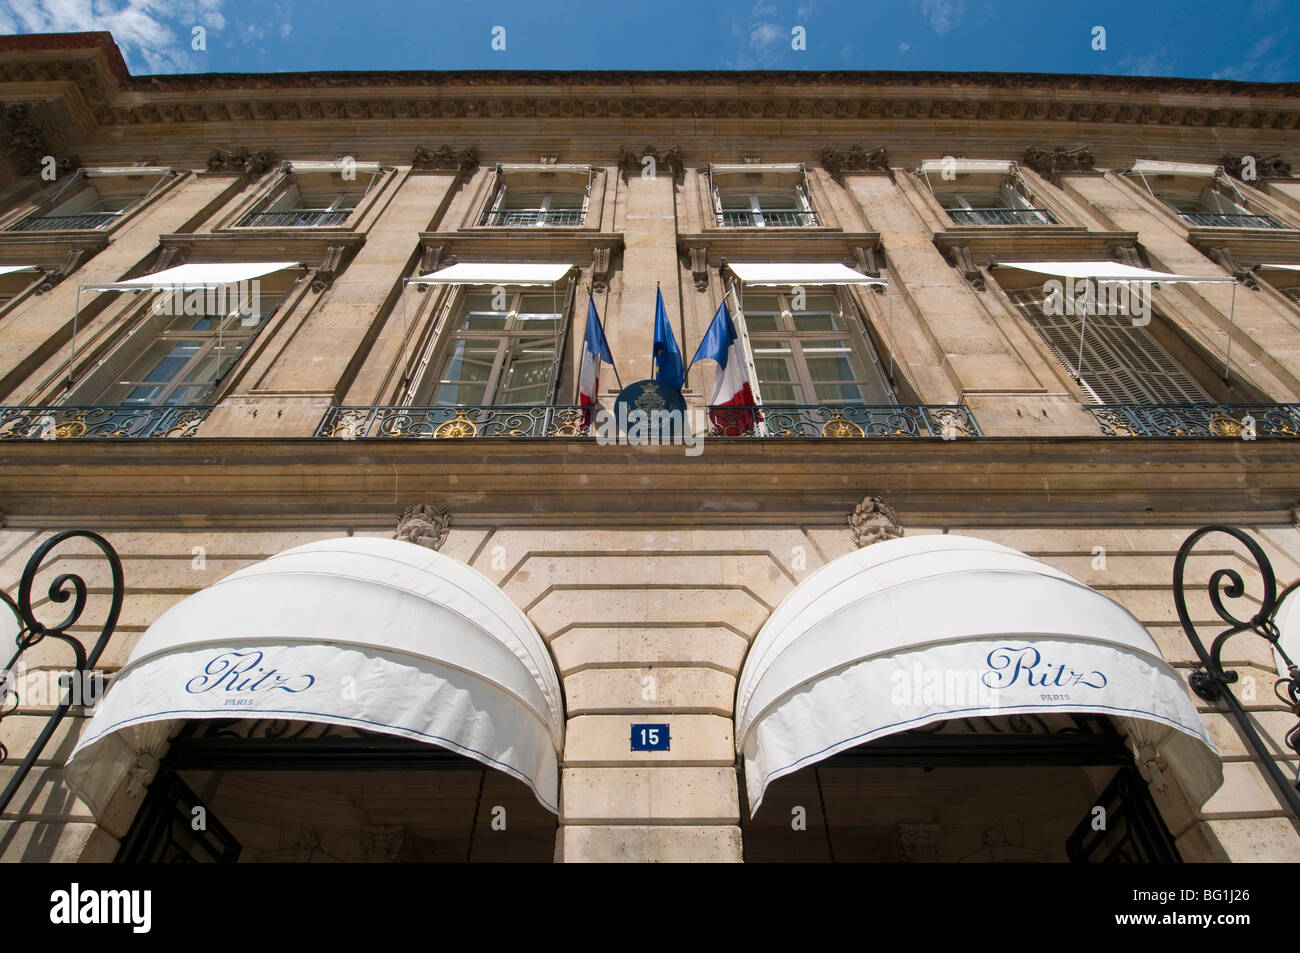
xmin=0 ymin=0 xmax=1295 ymax=80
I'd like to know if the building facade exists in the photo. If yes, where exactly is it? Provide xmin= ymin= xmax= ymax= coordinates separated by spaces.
xmin=1 ymin=32 xmax=1299 ymax=862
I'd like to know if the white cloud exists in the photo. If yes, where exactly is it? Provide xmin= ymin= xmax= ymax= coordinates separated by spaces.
xmin=915 ymin=0 xmax=964 ymax=35
xmin=1120 ymin=43 xmax=1175 ymax=78
xmin=1210 ymin=33 xmax=1287 ymax=81
xmin=796 ymin=0 xmax=817 ymax=18
xmin=0 ymin=0 xmax=228 ymax=73
xmin=750 ymin=21 xmax=782 ymax=52
xmin=899 ymin=41 xmax=910 ymax=52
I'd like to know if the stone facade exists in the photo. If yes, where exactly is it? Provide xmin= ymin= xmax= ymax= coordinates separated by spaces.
xmin=0 ymin=33 xmax=1299 ymax=862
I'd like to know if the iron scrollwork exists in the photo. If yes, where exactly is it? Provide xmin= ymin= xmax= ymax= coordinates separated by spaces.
xmin=1173 ymin=525 xmax=1300 ymax=816
xmin=0 ymin=531 xmax=124 ymax=814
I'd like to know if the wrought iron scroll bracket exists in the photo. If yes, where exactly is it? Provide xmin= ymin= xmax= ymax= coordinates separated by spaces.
xmin=1173 ymin=524 xmax=1300 ymax=817
xmin=0 ymin=531 xmax=123 ymax=815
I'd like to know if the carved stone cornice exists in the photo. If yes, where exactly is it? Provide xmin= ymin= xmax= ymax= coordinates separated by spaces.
xmin=618 ymin=146 xmax=682 ymax=180
xmin=678 ymin=231 xmax=880 ymax=265
xmin=821 ymin=145 xmax=890 ymax=181
xmin=935 ymin=229 xmax=1140 ymax=264
xmin=157 ymin=231 xmax=365 ymax=269
xmin=206 ymin=147 xmax=275 ymax=179
xmin=418 ymin=230 xmax=624 ymax=263
xmin=412 ymin=144 xmax=478 ymax=173
xmin=1186 ymin=229 xmax=1300 ymax=265
xmin=1022 ymin=145 xmax=1095 ymax=179
xmin=0 ymin=230 xmax=107 ymax=273
xmin=1222 ymin=153 xmax=1291 ymax=180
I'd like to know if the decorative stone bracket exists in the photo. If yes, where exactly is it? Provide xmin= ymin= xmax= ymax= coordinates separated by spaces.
xmin=946 ymin=245 xmax=985 ymax=291
xmin=591 ymin=246 xmax=613 ymax=294
xmin=412 ymin=144 xmax=479 ymax=173
xmin=34 ymin=248 xmax=88 ymax=295
xmin=0 ymin=102 xmax=78 ymax=178
xmin=687 ymin=246 xmax=708 ymax=292
xmin=820 ymin=144 xmax=890 ymax=181
xmin=849 ymin=496 xmax=902 ymax=548
xmin=1203 ymin=245 xmax=1259 ymax=289
xmin=618 ymin=145 xmax=683 ymax=181
xmin=206 ymin=147 xmax=275 ymax=179
xmin=1222 ymin=153 xmax=1291 ymax=180
xmin=311 ymin=244 xmax=352 ymax=293
xmin=1021 ymin=145 xmax=1096 ymax=179
xmin=853 ymin=245 xmax=887 ymax=294
xmin=396 ymin=503 xmax=450 ymax=551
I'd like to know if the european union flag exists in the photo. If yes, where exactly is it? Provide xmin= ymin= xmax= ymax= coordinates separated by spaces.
xmin=652 ymin=287 xmax=686 ymax=391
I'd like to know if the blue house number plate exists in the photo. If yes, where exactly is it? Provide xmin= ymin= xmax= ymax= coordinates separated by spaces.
xmin=631 ymin=723 xmax=670 ymax=751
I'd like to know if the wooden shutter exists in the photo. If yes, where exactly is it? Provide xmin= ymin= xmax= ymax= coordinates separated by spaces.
xmin=1006 ymin=288 xmax=1210 ymax=404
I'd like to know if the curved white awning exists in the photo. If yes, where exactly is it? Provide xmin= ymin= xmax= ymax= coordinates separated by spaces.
xmin=1131 ymin=160 xmax=1219 ymax=179
xmin=735 ymin=534 xmax=1220 ymax=815
xmin=921 ymin=158 xmax=1014 ymax=176
xmin=997 ymin=260 xmax=1233 ymax=284
xmin=80 ymin=262 xmax=304 ymax=293
xmin=65 ymin=537 xmax=565 ymax=813
xmin=728 ymin=262 xmax=886 ymax=286
xmin=411 ymin=263 xmax=574 ymax=286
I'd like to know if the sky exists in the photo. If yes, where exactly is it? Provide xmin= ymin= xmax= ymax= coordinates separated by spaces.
xmin=0 ymin=0 xmax=1295 ymax=81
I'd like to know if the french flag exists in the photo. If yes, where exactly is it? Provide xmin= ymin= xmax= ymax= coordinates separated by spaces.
xmin=578 ymin=298 xmax=618 ymax=423
xmin=689 ymin=300 xmax=759 ymax=434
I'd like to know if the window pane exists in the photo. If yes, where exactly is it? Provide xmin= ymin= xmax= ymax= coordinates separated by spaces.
xmin=719 ymin=193 xmax=753 ymax=210
xmin=756 ymin=192 xmax=799 ymax=209
xmin=125 ymin=341 xmax=199 ymax=383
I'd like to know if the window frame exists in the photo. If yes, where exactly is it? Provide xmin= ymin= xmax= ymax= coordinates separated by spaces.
xmin=3 ymin=167 xmax=180 ymax=234
xmin=224 ymin=162 xmax=387 ymax=231
xmin=477 ymin=165 xmax=594 ymax=229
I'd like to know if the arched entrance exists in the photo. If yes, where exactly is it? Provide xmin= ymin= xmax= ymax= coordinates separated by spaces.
xmin=735 ymin=534 xmax=1221 ymax=862
xmin=65 ymin=537 xmax=565 ymax=862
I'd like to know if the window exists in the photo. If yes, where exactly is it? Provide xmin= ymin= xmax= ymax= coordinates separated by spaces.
xmin=1005 ymin=287 xmax=1210 ymax=404
xmin=1163 ymin=187 xmax=1283 ymax=229
xmin=1130 ymin=162 xmax=1285 ymax=229
xmin=710 ymin=164 xmax=820 ymax=228
xmin=922 ymin=160 xmax=1056 ymax=226
xmin=9 ymin=168 xmax=171 ymax=232
xmin=413 ymin=291 xmax=565 ymax=406
xmin=480 ymin=188 xmax=585 ymax=227
xmin=740 ymin=291 xmax=894 ymax=405
xmin=69 ymin=281 xmax=290 ymax=407
xmin=237 ymin=163 xmax=379 ymax=228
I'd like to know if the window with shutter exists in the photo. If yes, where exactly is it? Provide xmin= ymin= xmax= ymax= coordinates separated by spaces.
xmin=1005 ymin=287 xmax=1210 ymax=404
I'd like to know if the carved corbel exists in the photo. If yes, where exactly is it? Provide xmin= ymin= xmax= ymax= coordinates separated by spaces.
xmin=311 ymin=245 xmax=351 ymax=293
xmin=849 ymin=496 xmax=902 ymax=548
xmin=411 ymin=144 xmax=479 ymax=173
xmin=206 ymin=147 xmax=275 ymax=179
xmin=0 ymin=103 xmax=77 ymax=177
xmin=152 ymin=246 xmax=186 ymax=272
xmin=34 ymin=249 xmax=88 ymax=295
xmin=1109 ymin=244 xmax=1143 ymax=268
xmin=687 ymin=246 xmax=709 ymax=292
xmin=946 ymin=245 xmax=984 ymax=291
xmin=853 ymin=246 xmax=887 ymax=294
xmin=1204 ymin=245 xmax=1259 ymax=289
xmin=396 ymin=503 xmax=450 ymax=551
xmin=591 ymin=246 xmax=613 ymax=294
xmin=618 ymin=145 xmax=683 ymax=182
xmin=820 ymin=145 xmax=890 ymax=182
xmin=1222 ymin=153 xmax=1291 ymax=181
xmin=1021 ymin=145 xmax=1096 ymax=179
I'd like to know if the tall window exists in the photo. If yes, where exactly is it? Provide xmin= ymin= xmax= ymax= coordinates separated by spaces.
xmin=1005 ymin=288 xmax=1210 ymax=404
xmin=9 ymin=169 xmax=168 ymax=232
xmin=71 ymin=290 xmax=286 ymax=407
xmin=240 ymin=181 xmax=362 ymax=227
xmin=938 ymin=187 xmax=1056 ymax=226
xmin=480 ymin=188 xmax=586 ymax=227
xmin=1162 ymin=187 xmax=1283 ymax=229
xmin=741 ymin=292 xmax=894 ymax=405
xmin=415 ymin=291 xmax=564 ymax=406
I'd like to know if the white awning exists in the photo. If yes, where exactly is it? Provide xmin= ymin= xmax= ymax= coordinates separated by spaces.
xmin=710 ymin=163 xmax=804 ymax=175
xmin=1260 ymin=263 xmax=1300 ymax=272
xmin=83 ymin=167 xmax=174 ymax=178
xmin=0 ymin=265 xmax=38 ymax=277
xmin=1132 ymin=160 xmax=1219 ymax=178
xmin=412 ymin=262 xmax=574 ymax=286
xmin=81 ymin=262 xmax=302 ymax=293
xmin=998 ymin=260 xmax=1234 ymax=284
xmin=65 ymin=537 xmax=565 ymax=814
xmin=735 ymin=534 xmax=1220 ymax=816
xmin=729 ymin=262 xmax=887 ymax=286
xmin=1276 ymin=591 xmax=1300 ymax=678
xmin=921 ymin=159 xmax=1014 ymax=175
xmin=288 ymin=160 xmax=383 ymax=175
xmin=498 ymin=164 xmax=591 ymax=175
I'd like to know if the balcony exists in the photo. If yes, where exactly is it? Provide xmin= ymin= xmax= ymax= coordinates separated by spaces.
xmin=238 ymin=209 xmax=352 ymax=228
xmin=1085 ymin=403 xmax=1300 ymax=438
xmin=0 ymin=405 xmax=213 ymax=439
xmin=707 ymin=404 xmax=981 ymax=438
xmin=318 ymin=405 xmax=592 ymax=438
xmin=946 ymin=208 xmax=1057 ymax=226
xmin=479 ymin=208 xmax=585 ymax=227
xmin=1177 ymin=211 xmax=1284 ymax=229
xmin=716 ymin=209 xmax=821 ymax=228
xmin=9 ymin=212 xmax=120 ymax=232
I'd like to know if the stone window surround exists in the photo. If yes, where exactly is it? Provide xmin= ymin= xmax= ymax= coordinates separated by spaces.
xmin=212 ymin=161 xmax=393 ymax=233
xmin=699 ymin=164 xmax=839 ymax=232
xmin=469 ymin=164 xmax=606 ymax=232
xmin=0 ymin=166 xmax=188 ymax=235
xmin=912 ymin=163 xmax=1073 ymax=230
xmin=1117 ymin=167 xmax=1299 ymax=233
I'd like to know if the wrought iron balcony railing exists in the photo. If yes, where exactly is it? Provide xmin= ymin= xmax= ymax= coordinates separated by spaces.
xmin=479 ymin=208 xmax=585 ymax=227
xmin=238 ymin=209 xmax=353 ymax=228
xmin=946 ymin=207 xmax=1058 ymax=226
xmin=716 ymin=209 xmax=822 ymax=227
xmin=1178 ymin=211 xmax=1285 ymax=229
xmin=706 ymin=404 xmax=981 ymax=438
xmin=318 ymin=405 xmax=593 ymax=438
xmin=8 ymin=212 xmax=121 ymax=232
xmin=1085 ymin=403 xmax=1300 ymax=438
xmin=0 ymin=405 xmax=213 ymax=439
